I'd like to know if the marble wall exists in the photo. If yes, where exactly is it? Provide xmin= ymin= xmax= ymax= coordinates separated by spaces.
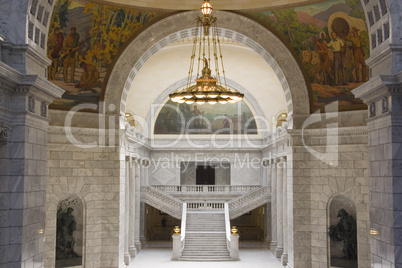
xmin=150 ymin=151 xmax=261 ymax=186
xmin=263 ymin=114 xmax=370 ymax=268
xmin=45 ymin=131 xmax=121 ymax=268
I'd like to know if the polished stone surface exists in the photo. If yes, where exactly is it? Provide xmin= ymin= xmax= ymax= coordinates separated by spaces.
xmin=128 ymin=247 xmax=283 ymax=268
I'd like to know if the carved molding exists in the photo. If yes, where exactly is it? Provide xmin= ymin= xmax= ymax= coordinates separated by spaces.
xmin=41 ymin=102 xmax=47 ymax=117
xmin=0 ymin=122 xmax=12 ymax=138
xmin=28 ymin=96 xmax=35 ymax=113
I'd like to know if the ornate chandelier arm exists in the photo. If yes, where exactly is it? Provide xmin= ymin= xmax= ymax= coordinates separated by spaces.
xmin=215 ymin=22 xmax=228 ymax=89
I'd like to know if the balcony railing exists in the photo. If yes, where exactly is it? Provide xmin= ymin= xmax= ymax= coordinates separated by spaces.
xmin=151 ymin=185 xmax=260 ymax=194
xmin=186 ymin=202 xmax=225 ymax=210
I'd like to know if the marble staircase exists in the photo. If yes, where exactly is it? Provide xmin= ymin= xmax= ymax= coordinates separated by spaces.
xmin=181 ymin=212 xmax=231 ymax=261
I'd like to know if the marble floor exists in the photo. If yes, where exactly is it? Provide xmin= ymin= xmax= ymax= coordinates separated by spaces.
xmin=128 ymin=243 xmax=283 ymax=268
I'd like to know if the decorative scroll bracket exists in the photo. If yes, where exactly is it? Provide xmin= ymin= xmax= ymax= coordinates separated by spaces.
xmin=0 ymin=122 xmax=12 ymax=138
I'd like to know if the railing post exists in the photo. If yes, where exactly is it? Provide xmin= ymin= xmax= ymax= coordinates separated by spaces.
xmin=230 ymin=233 xmax=240 ymax=261
xmin=172 ymin=233 xmax=181 ymax=261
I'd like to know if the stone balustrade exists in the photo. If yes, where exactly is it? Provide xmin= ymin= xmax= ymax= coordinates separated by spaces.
xmin=140 ymin=186 xmax=183 ymax=219
xmin=228 ymin=186 xmax=271 ymax=219
xmin=187 ymin=202 xmax=225 ymax=210
xmin=152 ymin=185 xmax=260 ymax=194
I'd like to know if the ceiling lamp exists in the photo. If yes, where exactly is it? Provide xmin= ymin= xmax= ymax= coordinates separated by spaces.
xmin=169 ymin=0 xmax=244 ymax=105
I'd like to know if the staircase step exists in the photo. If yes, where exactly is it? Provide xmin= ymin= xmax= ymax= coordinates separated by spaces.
xmin=182 ymin=211 xmax=230 ymax=261
xmin=180 ymin=257 xmax=232 ymax=261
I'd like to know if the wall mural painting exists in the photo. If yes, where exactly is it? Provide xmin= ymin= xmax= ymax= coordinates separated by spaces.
xmin=154 ymin=100 xmax=257 ymax=135
xmin=47 ymin=0 xmax=159 ymax=110
xmin=251 ymin=0 xmax=369 ymax=112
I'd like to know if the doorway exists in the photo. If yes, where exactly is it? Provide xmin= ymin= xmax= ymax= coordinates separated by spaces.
xmin=196 ymin=165 xmax=215 ymax=185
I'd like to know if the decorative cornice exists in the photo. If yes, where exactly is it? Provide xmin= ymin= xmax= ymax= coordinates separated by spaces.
xmin=353 ymin=72 xmax=402 ymax=103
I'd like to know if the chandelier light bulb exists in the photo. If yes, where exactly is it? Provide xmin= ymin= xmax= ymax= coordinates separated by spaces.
xmin=183 ymin=92 xmax=193 ymax=99
xmin=195 ymin=93 xmax=206 ymax=98
xmin=201 ymin=0 xmax=213 ymax=15
xmin=208 ymin=99 xmax=217 ymax=105
xmin=196 ymin=99 xmax=205 ymax=105
xmin=219 ymin=99 xmax=228 ymax=104
xmin=186 ymin=99 xmax=195 ymax=104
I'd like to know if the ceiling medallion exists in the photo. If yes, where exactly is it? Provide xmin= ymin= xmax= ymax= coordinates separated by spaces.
xmin=169 ymin=0 xmax=244 ymax=105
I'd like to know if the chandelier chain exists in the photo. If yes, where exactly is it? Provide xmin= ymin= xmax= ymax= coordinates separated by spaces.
xmin=169 ymin=0 xmax=244 ymax=105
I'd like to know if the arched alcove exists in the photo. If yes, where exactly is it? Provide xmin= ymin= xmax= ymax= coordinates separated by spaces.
xmin=56 ymin=195 xmax=84 ymax=268
xmin=328 ymin=194 xmax=358 ymax=268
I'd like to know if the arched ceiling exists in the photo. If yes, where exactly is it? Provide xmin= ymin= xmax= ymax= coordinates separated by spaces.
xmin=125 ymin=39 xmax=287 ymax=129
xmin=91 ymin=0 xmax=328 ymax=11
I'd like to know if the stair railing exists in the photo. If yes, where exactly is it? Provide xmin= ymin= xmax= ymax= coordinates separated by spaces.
xmin=224 ymin=203 xmax=231 ymax=251
xmin=228 ymin=186 xmax=270 ymax=219
xmin=180 ymin=202 xmax=187 ymax=252
xmin=140 ymin=186 xmax=183 ymax=219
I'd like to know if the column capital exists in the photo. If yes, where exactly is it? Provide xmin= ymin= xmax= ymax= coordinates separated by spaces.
xmin=131 ymin=156 xmax=139 ymax=163
xmin=141 ymin=159 xmax=150 ymax=167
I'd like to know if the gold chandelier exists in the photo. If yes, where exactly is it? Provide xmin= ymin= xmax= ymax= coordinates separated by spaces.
xmin=169 ymin=0 xmax=244 ymax=105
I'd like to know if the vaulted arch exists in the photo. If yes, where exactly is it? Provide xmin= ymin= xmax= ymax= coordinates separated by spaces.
xmin=102 ymin=11 xmax=310 ymax=129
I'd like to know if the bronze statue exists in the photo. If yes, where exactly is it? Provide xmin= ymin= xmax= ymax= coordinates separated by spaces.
xmin=56 ymin=207 xmax=77 ymax=259
xmin=328 ymin=208 xmax=357 ymax=260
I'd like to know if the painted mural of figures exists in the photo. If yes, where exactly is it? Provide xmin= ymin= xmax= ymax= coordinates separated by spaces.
xmin=56 ymin=207 xmax=77 ymax=258
xmin=47 ymin=27 xmax=64 ymax=80
xmin=62 ymin=27 xmax=80 ymax=83
xmin=314 ymin=38 xmax=333 ymax=85
xmin=326 ymin=32 xmax=347 ymax=86
xmin=162 ymin=111 xmax=176 ymax=133
xmin=328 ymin=209 xmax=357 ymax=260
xmin=347 ymin=27 xmax=367 ymax=83
xmin=75 ymin=62 xmax=102 ymax=91
xmin=191 ymin=105 xmax=204 ymax=128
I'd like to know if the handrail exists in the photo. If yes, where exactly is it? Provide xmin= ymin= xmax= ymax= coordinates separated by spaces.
xmin=181 ymin=202 xmax=187 ymax=242
xmin=180 ymin=202 xmax=187 ymax=252
xmin=140 ymin=186 xmax=183 ymax=219
xmin=228 ymin=186 xmax=270 ymax=219
xmin=224 ymin=203 xmax=231 ymax=251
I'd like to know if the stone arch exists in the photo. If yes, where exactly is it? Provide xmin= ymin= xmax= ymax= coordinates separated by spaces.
xmin=103 ymin=11 xmax=310 ymax=129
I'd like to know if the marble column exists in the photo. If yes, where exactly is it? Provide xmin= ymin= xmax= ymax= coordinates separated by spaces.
xmin=0 ymin=71 xmax=63 ymax=268
xmin=270 ymin=159 xmax=278 ymax=252
xmin=353 ymin=72 xmax=402 ymax=267
xmin=140 ymin=202 xmax=146 ymax=247
xmin=275 ymin=157 xmax=284 ymax=258
xmin=128 ymin=157 xmax=137 ymax=257
xmin=281 ymin=158 xmax=288 ymax=265
xmin=139 ymin=160 xmax=147 ymax=247
xmin=265 ymin=203 xmax=272 ymax=243
xmin=263 ymin=160 xmax=272 ymax=242
xmin=124 ymin=156 xmax=130 ymax=264
xmin=134 ymin=159 xmax=142 ymax=252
